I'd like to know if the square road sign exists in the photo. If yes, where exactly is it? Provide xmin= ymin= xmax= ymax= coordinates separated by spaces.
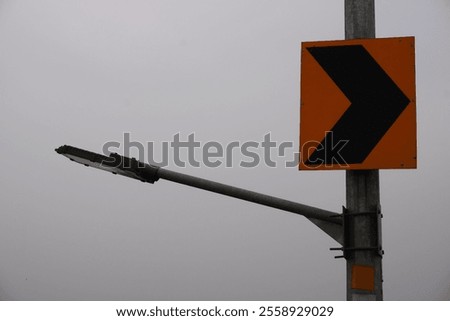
xmin=299 ymin=37 xmax=416 ymax=170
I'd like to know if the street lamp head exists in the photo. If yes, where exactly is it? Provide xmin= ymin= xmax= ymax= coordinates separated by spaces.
xmin=55 ymin=145 xmax=160 ymax=184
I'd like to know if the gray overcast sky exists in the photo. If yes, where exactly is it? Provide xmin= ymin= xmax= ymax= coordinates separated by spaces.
xmin=1 ymin=0 xmax=450 ymax=300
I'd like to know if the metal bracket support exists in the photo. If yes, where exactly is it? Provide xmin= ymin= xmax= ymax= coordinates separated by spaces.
xmin=330 ymin=206 xmax=383 ymax=259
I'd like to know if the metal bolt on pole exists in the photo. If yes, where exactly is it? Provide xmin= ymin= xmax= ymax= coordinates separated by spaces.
xmin=345 ymin=0 xmax=383 ymax=301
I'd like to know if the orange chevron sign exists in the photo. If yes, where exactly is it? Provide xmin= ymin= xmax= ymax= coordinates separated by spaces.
xmin=299 ymin=37 xmax=416 ymax=170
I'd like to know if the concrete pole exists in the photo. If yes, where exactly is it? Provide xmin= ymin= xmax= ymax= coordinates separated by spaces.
xmin=344 ymin=0 xmax=383 ymax=301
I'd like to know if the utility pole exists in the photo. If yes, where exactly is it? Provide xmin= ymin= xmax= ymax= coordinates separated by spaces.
xmin=344 ymin=0 xmax=383 ymax=300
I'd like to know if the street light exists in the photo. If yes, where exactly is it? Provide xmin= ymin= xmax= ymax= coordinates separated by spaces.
xmin=55 ymin=144 xmax=343 ymax=244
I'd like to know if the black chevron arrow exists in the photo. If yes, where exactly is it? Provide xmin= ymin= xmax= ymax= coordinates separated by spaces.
xmin=305 ymin=45 xmax=410 ymax=165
